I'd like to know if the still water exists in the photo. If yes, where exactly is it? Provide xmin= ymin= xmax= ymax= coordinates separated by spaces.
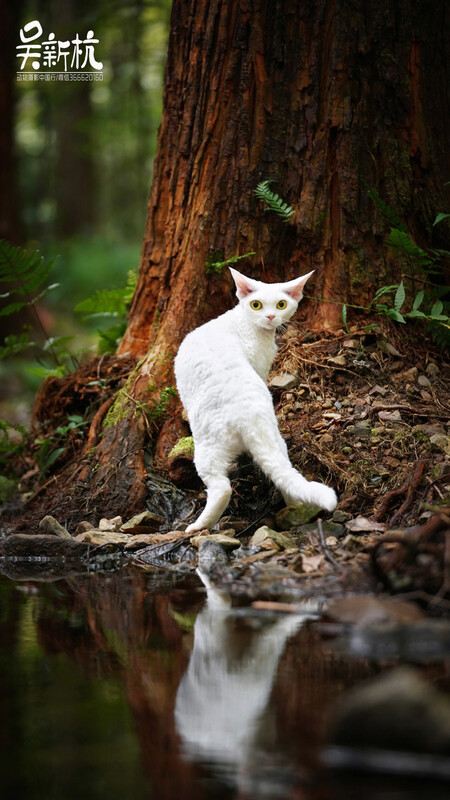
xmin=0 ymin=566 xmax=448 ymax=800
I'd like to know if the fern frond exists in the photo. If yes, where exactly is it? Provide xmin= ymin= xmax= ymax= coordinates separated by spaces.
xmin=0 ymin=239 xmax=57 ymax=297
xmin=205 ymin=251 xmax=255 ymax=275
xmin=253 ymin=180 xmax=295 ymax=223
xmin=364 ymin=182 xmax=406 ymax=231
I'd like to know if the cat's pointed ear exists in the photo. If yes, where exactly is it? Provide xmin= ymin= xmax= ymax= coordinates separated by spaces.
xmin=283 ymin=270 xmax=315 ymax=301
xmin=229 ymin=268 xmax=259 ymax=299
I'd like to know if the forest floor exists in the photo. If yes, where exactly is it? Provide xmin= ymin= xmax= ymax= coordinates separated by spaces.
xmin=1 ymin=321 xmax=450 ymax=617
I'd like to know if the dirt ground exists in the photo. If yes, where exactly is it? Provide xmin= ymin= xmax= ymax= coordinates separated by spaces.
xmin=1 ymin=321 xmax=449 ymax=610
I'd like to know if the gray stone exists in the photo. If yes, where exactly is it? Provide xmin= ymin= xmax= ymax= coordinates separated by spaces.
xmin=332 ymin=510 xmax=351 ymax=523
xmin=276 ymin=503 xmax=321 ymax=529
xmin=328 ymin=355 xmax=347 ymax=367
xmin=249 ymin=526 xmax=296 ymax=550
xmin=298 ymin=521 xmax=346 ymax=538
xmin=121 ymin=511 xmax=164 ymax=530
xmin=190 ymin=532 xmax=240 ymax=550
xmin=418 ymin=374 xmax=432 ymax=388
xmin=39 ymin=515 xmax=71 ymax=539
xmin=269 ymin=372 xmax=298 ymax=390
xmin=430 ymin=434 xmax=450 ymax=456
xmin=99 ymin=516 xmax=123 ymax=531
xmin=426 ymin=362 xmax=440 ymax=379
xmin=74 ymin=521 xmax=95 ymax=535
xmin=330 ymin=667 xmax=450 ymax=755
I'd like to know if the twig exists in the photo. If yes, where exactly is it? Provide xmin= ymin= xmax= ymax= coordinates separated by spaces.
xmin=373 ymin=460 xmax=424 ymax=522
xmin=317 ymin=518 xmax=342 ymax=570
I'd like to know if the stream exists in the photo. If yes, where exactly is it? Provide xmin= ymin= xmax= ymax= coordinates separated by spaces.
xmin=1 ymin=563 xmax=449 ymax=800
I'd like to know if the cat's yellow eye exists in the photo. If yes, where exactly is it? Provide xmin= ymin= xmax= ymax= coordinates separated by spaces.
xmin=276 ymin=299 xmax=287 ymax=309
xmin=250 ymin=300 xmax=262 ymax=310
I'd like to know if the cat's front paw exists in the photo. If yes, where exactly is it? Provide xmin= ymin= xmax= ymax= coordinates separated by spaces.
xmin=308 ymin=482 xmax=338 ymax=512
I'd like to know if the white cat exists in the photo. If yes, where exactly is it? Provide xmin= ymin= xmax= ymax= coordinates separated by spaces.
xmin=174 ymin=268 xmax=337 ymax=532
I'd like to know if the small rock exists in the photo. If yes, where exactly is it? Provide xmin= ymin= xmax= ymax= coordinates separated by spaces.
xmin=430 ymin=434 xmax=450 ymax=456
xmin=397 ymin=367 xmax=418 ymax=383
xmin=1 ymin=534 xmax=89 ymax=559
xmin=368 ymin=385 xmax=389 ymax=396
xmin=345 ymin=422 xmax=371 ymax=438
xmin=378 ymin=410 xmax=402 ymax=422
xmin=324 ymin=596 xmax=425 ymax=626
xmin=121 ymin=511 xmax=165 ymax=531
xmin=343 ymin=339 xmax=359 ymax=349
xmin=322 ymin=399 xmax=334 ymax=409
xmin=190 ymin=532 xmax=240 ymax=550
xmin=418 ymin=374 xmax=431 ymax=388
xmin=377 ymin=340 xmax=402 ymax=357
xmin=276 ymin=503 xmax=321 ymax=529
xmin=329 ymin=667 xmax=450 ymax=755
xmin=325 ymin=536 xmax=338 ymax=547
xmin=432 ymin=462 xmax=450 ymax=480
xmin=328 ymin=355 xmax=347 ymax=367
xmin=412 ymin=423 xmax=446 ymax=438
xmin=249 ymin=526 xmax=295 ymax=550
xmin=39 ymin=515 xmax=71 ymax=539
xmin=319 ymin=433 xmax=334 ymax=445
xmin=99 ymin=516 xmax=123 ymax=531
xmin=75 ymin=530 xmax=130 ymax=545
xmin=341 ymin=399 xmax=351 ymax=407
xmin=269 ymin=372 xmax=298 ymax=390
xmin=332 ymin=510 xmax=351 ymax=523
xmin=74 ymin=521 xmax=95 ymax=536
xmin=426 ymin=362 xmax=440 ymax=379
xmin=299 ymin=521 xmax=346 ymax=538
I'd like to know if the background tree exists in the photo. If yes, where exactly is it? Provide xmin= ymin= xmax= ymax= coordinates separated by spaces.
xmin=30 ymin=0 xmax=450 ymax=522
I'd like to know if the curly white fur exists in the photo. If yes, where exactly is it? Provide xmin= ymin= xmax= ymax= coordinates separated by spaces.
xmin=174 ymin=268 xmax=337 ymax=532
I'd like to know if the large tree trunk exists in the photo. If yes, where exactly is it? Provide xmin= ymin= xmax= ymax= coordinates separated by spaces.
xmin=30 ymin=0 xmax=450 ymax=523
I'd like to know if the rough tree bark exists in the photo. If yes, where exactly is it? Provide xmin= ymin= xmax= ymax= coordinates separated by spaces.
xmin=32 ymin=0 xmax=450 ymax=521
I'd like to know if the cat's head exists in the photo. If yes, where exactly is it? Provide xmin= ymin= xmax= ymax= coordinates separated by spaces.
xmin=229 ymin=268 xmax=314 ymax=331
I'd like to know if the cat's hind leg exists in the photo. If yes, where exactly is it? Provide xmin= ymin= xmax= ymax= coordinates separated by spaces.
xmin=185 ymin=443 xmax=233 ymax=533
xmin=243 ymin=419 xmax=337 ymax=512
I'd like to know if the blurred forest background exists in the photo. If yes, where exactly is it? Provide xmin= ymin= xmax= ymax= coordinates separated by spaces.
xmin=2 ymin=0 xmax=171 ymax=422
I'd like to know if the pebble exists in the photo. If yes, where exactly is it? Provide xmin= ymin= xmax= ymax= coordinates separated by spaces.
xmin=249 ymin=526 xmax=295 ymax=550
xmin=276 ymin=503 xmax=321 ymax=529
xmin=417 ymin=374 xmax=431 ymax=388
xmin=99 ymin=516 xmax=123 ymax=531
xmin=430 ymin=434 xmax=450 ymax=456
xmin=269 ymin=372 xmax=298 ymax=390
xmin=426 ymin=362 xmax=440 ymax=379
xmin=39 ymin=515 xmax=72 ymax=539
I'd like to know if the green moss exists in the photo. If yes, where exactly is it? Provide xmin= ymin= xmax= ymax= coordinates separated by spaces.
xmin=0 ymin=475 xmax=17 ymax=503
xmin=103 ymin=389 xmax=130 ymax=429
xmin=168 ymin=436 xmax=194 ymax=461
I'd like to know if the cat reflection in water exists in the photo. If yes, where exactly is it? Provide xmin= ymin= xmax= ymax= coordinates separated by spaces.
xmin=175 ymin=268 xmax=337 ymax=532
xmin=175 ymin=571 xmax=318 ymax=773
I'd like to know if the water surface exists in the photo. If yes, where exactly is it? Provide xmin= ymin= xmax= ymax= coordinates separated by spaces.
xmin=0 ymin=567 xmax=448 ymax=800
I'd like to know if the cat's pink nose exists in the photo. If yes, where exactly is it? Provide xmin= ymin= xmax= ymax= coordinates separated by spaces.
xmin=266 ymin=314 xmax=275 ymax=320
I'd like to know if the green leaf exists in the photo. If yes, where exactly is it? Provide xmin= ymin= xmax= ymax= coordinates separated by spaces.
xmin=412 ymin=290 xmax=424 ymax=310
xmin=431 ymin=299 xmax=444 ymax=317
xmin=342 ymin=304 xmax=350 ymax=334
xmin=205 ymin=251 xmax=255 ymax=275
xmin=394 ymin=281 xmax=405 ymax=312
xmin=253 ymin=180 xmax=295 ymax=222
xmin=386 ymin=308 xmax=406 ymax=323
xmin=433 ymin=213 xmax=450 ymax=226
xmin=364 ymin=183 xmax=406 ymax=230
xmin=386 ymin=228 xmax=432 ymax=267
xmin=405 ymin=310 xmax=426 ymax=318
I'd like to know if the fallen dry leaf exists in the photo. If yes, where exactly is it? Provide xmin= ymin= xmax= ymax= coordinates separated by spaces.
xmin=345 ymin=516 xmax=387 ymax=533
xmin=301 ymin=553 xmax=325 ymax=573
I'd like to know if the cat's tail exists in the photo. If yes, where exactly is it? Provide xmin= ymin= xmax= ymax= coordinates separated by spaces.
xmin=241 ymin=423 xmax=337 ymax=512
